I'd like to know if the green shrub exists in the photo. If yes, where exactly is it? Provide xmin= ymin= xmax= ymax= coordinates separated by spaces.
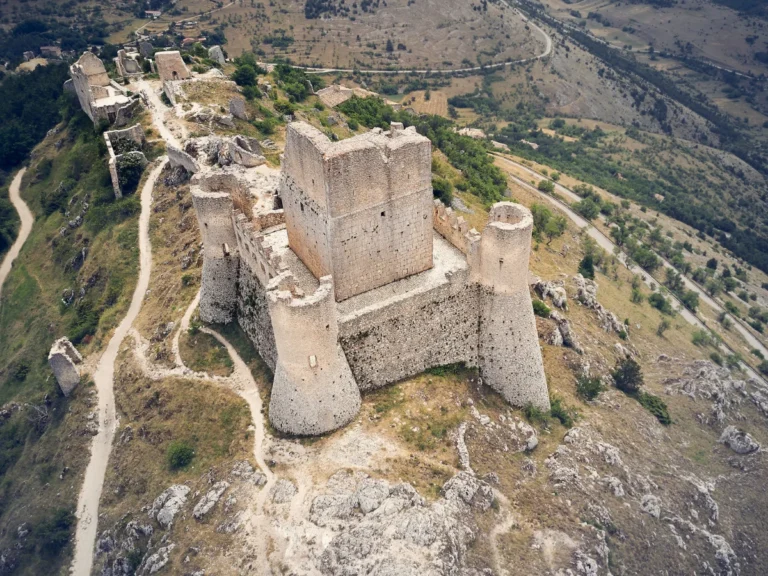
xmin=549 ymin=396 xmax=574 ymax=428
xmin=166 ymin=440 xmax=195 ymax=470
xmin=537 ymin=179 xmax=555 ymax=193
xmin=578 ymin=253 xmax=595 ymax=279
xmin=648 ymin=292 xmax=674 ymax=315
xmin=576 ymin=375 xmax=603 ymax=401
xmin=532 ymin=299 xmax=551 ymax=318
xmin=611 ymin=357 xmax=643 ymax=393
xmin=710 ymin=352 xmax=723 ymax=366
xmin=637 ymin=392 xmax=671 ymax=425
xmin=524 ymin=403 xmax=550 ymax=426
xmin=691 ymin=329 xmax=713 ymax=347
xmin=431 ymin=176 xmax=454 ymax=205
xmin=35 ymin=508 xmax=75 ymax=557
xmin=759 ymin=361 xmax=768 ymax=376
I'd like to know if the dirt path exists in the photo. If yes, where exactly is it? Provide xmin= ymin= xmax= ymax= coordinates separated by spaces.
xmin=134 ymin=79 xmax=185 ymax=147
xmin=70 ymin=159 xmax=167 ymax=576
xmin=0 ymin=168 xmax=31 ymax=298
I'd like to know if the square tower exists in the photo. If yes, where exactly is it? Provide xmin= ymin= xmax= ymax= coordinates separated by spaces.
xmin=280 ymin=122 xmax=434 ymax=301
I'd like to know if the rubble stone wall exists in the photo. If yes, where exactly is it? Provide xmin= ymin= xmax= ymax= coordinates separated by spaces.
xmin=155 ymin=51 xmax=191 ymax=82
xmin=338 ymin=269 xmax=480 ymax=390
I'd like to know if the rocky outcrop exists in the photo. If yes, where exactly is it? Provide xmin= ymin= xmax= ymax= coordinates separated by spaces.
xmin=534 ymin=278 xmax=568 ymax=309
xmin=663 ymin=360 xmax=748 ymax=423
xmin=193 ymin=481 xmax=230 ymax=519
xmin=183 ymin=135 xmax=265 ymax=169
xmin=573 ymin=274 xmax=627 ymax=336
xmin=149 ymin=485 xmax=190 ymax=529
xmin=48 ymin=337 xmax=83 ymax=396
xmin=303 ymin=469 xmax=493 ymax=575
xmin=719 ymin=426 xmax=760 ymax=454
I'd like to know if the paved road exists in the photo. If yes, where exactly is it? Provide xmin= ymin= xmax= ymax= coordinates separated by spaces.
xmin=0 ymin=169 xmax=31 ymax=299
xmin=70 ymin=159 xmax=167 ymax=576
xmin=494 ymin=154 xmax=768 ymax=385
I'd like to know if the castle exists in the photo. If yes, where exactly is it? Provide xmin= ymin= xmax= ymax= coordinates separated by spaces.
xmin=188 ymin=121 xmax=550 ymax=436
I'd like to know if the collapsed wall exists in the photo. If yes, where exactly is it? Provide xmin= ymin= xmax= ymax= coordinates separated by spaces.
xmin=69 ymin=51 xmax=138 ymax=125
xmin=48 ymin=337 xmax=83 ymax=396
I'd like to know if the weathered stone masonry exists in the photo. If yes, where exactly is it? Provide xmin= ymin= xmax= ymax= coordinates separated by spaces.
xmin=190 ymin=121 xmax=550 ymax=435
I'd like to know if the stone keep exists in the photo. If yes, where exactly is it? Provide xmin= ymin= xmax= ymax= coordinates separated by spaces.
xmin=191 ymin=121 xmax=551 ymax=436
xmin=281 ymin=122 xmax=433 ymax=301
xmin=155 ymin=50 xmax=191 ymax=82
xmin=48 ymin=337 xmax=83 ymax=396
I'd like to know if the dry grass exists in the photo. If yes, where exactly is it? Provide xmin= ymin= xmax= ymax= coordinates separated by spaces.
xmin=179 ymin=331 xmax=234 ymax=377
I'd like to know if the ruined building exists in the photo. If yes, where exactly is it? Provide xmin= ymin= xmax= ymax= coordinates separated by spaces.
xmin=68 ymin=52 xmax=140 ymax=125
xmin=187 ymin=122 xmax=550 ymax=436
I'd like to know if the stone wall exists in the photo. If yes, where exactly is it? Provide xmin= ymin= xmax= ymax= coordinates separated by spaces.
xmin=48 ymin=337 xmax=83 ymax=396
xmin=104 ymin=125 xmax=147 ymax=198
xmin=155 ymin=51 xmax=190 ymax=82
xmin=433 ymin=199 xmax=480 ymax=254
xmin=232 ymin=211 xmax=286 ymax=286
xmin=236 ymin=261 xmax=278 ymax=371
xmin=280 ymin=174 xmax=332 ymax=281
xmin=339 ymin=268 xmax=479 ymax=391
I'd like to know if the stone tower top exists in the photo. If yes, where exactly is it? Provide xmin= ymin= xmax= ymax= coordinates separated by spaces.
xmin=280 ymin=122 xmax=434 ymax=301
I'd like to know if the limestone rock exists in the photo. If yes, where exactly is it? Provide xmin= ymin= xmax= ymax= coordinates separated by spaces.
xmin=270 ymin=479 xmax=297 ymax=504
xmin=142 ymin=543 xmax=174 ymax=574
xmin=208 ymin=45 xmax=225 ymax=65
xmin=229 ymin=97 xmax=247 ymax=120
xmin=719 ymin=425 xmax=760 ymax=454
xmin=48 ymin=337 xmax=83 ymax=396
xmin=149 ymin=485 xmax=190 ymax=529
xmin=641 ymin=494 xmax=661 ymax=518
xmin=193 ymin=481 xmax=229 ymax=519
xmin=573 ymin=275 xmax=627 ymax=336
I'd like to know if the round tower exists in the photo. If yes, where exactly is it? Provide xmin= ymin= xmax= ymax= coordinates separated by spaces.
xmin=191 ymin=174 xmax=240 ymax=324
xmin=473 ymin=203 xmax=550 ymax=410
xmin=267 ymin=274 xmax=361 ymax=435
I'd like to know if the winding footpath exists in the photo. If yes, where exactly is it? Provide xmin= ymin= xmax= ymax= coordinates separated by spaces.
xmin=70 ymin=159 xmax=167 ymax=576
xmin=493 ymin=154 xmax=768 ymax=386
xmin=0 ymin=169 xmax=31 ymax=298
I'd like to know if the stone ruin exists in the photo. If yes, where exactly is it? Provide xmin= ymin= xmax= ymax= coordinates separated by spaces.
xmin=185 ymin=121 xmax=549 ymax=436
xmin=115 ymin=49 xmax=142 ymax=78
xmin=155 ymin=50 xmax=190 ymax=82
xmin=48 ymin=337 xmax=83 ymax=396
xmin=68 ymin=51 xmax=141 ymax=126
xmin=104 ymin=124 xmax=148 ymax=198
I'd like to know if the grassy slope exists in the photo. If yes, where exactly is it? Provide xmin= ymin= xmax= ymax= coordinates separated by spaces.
xmin=0 ymin=111 xmax=141 ymax=574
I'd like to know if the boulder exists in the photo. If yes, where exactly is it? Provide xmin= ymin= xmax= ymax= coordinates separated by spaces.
xmin=149 ymin=485 xmax=190 ymax=529
xmin=48 ymin=337 xmax=83 ymax=396
xmin=270 ymin=479 xmax=297 ymax=503
xmin=229 ymin=97 xmax=248 ymax=120
xmin=719 ymin=425 xmax=760 ymax=454
xmin=193 ymin=481 xmax=229 ymax=519
xmin=208 ymin=45 xmax=226 ymax=65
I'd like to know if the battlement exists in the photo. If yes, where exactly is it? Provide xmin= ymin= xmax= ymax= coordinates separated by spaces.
xmin=232 ymin=211 xmax=286 ymax=286
xmin=432 ymin=199 xmax=481 ymax=254
xmin=283 ymin=122 xmax=431 ymax=216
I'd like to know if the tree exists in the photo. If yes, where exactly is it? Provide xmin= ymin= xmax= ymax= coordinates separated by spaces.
xmin=656 ymin=319 xmax=670 ymax=337
xmin=578 ymin=253 xmax=595 ymax=279
xmin=612 ymin=357 xmax=643 ymax=394
xmin=706 ymin=257 xmax=718 ymax=270
xmin=705 ymin=278 xmax=723 ymax=297
xmin=232 ymin=64 xmax=257 ymax=87
xmin=386 ymin=39 xmax=394 ymax=52
xmin=545 ymin=215 xmax=567 ymax=245
xmin=431 ymin=176 xmax=453 ymax=205
xmin=574 ymin=198 xmax=600 ymax=221
xmin=537 ymin=179 xmax=555 ymax=193
xmin=681 ymin=290 xmax=699 ymax=312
